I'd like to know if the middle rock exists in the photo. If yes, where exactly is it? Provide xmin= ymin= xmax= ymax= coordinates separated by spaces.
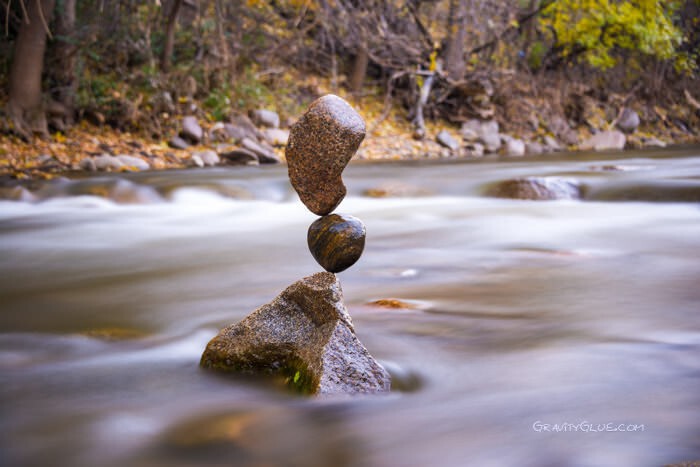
xmin=286 ymin=95 xmax=366 ymax=215
xmin=307 ymin=214 xmax=366 ymax=273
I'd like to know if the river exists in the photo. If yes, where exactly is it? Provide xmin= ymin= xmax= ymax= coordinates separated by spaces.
xmin=1 ymin=147 xmax=699 ymax=466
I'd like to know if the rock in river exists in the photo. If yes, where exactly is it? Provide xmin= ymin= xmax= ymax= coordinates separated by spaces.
xmin=308 ymin=214 xmax=366 ymax=273
xmin=200 ymin=272 xmax=391 ymax=395
xmin=485 ymin=177 xmax=582 ymax=200
xmin=286 ymin=94 xmax=366 ymax=215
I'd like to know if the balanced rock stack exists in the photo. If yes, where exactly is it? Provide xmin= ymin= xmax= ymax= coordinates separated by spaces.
xmin=286 ymin=94 xmax=367 ymax=273
xmin=201 ymin=95 xmax=390 ymax=395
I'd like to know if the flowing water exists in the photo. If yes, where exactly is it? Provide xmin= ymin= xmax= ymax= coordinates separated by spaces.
xmin=1 ymin=147 xmax=700 ymax=466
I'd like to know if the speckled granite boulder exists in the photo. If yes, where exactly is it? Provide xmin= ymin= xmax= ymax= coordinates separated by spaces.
xmin=200 ymin=272 xmax=390 ymax=395
xmin=286 ymin=95 xmax=366 ymax=215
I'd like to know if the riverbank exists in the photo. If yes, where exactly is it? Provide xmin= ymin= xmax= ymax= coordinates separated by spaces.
xmin=1 ymin=75 xmax=699 ymax=182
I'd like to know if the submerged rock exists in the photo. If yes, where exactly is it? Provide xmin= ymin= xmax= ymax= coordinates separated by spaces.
xmin=485 ymin=177 xmax=582 ymax=200
xmin=286 ymin=94 xmax=366 ymax=215
xmin=363 ymin=181 xmax=433 ymax=198
xmin=307 ymin=214 xmax=366 ymax=273
xmin=200 ymin=272 xmax=390 ymax=395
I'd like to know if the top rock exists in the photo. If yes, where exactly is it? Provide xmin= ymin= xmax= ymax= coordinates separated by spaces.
xmin=286 ymin=95 xmax=366 ymax=215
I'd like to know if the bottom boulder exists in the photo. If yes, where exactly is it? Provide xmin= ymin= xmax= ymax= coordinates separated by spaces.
xmin=200 ymin=272 xmax=391 ymax=395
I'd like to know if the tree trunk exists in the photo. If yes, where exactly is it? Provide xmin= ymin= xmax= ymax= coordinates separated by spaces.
xmin=161 ymin=0 xmax=184 ymax=72
xmin=7 ymin=0 xmax=56 ymax=139
xmin=50 ymin=0 xmax=77 ymax=129
xmin=214 ymin=0 xmax=232 ymax=73
xmin=522 ymin=0 xmax=540 ymax=54
xmin=349 ymin=42 xmax=369 ymax=96
xmin=445 ymin=0 xmax=468 ymax=81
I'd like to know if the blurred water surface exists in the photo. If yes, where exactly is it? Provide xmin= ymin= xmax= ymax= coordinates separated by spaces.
xmin=1 ymin=148 xmax=700 ymax=466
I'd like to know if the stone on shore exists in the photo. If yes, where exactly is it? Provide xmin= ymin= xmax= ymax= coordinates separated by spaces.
xmin=218 ymin=147 xmax=260 ymax=166
xmin=200 ymin=272 xmax=391 ymax=395
xmin=262 ymin=128 xmax=290 ymax=147
xmin=461 ymin=119 xmax=501 ymax=153
xmin=580 ymin=130 xmax=626 ymax=151
xmin=436 ymin=130 xmax=459 ymax=151
xmin=505 ymin=138 xmax=526 ymax=156
xmin=307 ymin=214 xmax=366 ymax=273
xmin=181 ymin=116 xmax=203 ymax=143
xmin=192 ymin=150 xmax=220 ymax=167
xmin=286 ymin=94 xmax=366 ymax=215
xmin=241 ymin=137 xmax=281 ymax=164
xmin=94 ymin=154 xmax=125 ymax=171
xmin=544 ymin=135 xmax=562 ymax=152
xmin=79 ymin=157 xmax=97 ymax=172
xmin=547 ymin=116 xmax=579 ymax=146
xmin=250 ymin=109 xmax=280 ymax=128
xmin=525 ymin=141 xmax=545 ymax=155
xmin=168 ymin=135 xmax=189 ymax=150
xmin=116 ymin=155 xmax=150 ymax=171
xmin=616 ymin=108 xmax=640 ymax=134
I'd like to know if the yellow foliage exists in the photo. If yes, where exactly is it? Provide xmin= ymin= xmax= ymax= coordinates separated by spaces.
xmin=541 ymin=0 xmax=690 ymax=70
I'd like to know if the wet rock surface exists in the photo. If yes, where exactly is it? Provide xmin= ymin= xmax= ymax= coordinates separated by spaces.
xmin=485 ymin=177 xmax=582 ymax=200
xmin=307 ymin=214 xmax=366 ymax=273
xmin=200 ymin=272 xmax=390 ymax=395
xmin=286 ymin=94 xmax=366 ymax=215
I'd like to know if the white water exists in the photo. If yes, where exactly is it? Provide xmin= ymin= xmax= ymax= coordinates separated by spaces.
xmin=1 ymin=148 xmax=700 ymax=466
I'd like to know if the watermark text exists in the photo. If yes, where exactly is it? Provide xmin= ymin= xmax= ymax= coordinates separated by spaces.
xmin=532 ymin=420 xmax=645 ymax=433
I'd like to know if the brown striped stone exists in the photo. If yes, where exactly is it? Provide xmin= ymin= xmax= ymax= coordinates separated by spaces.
xmin=286 ymin=95 xmax=366 ymax=215
xmin=307 ymin=214 xmax=366 ymax=273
